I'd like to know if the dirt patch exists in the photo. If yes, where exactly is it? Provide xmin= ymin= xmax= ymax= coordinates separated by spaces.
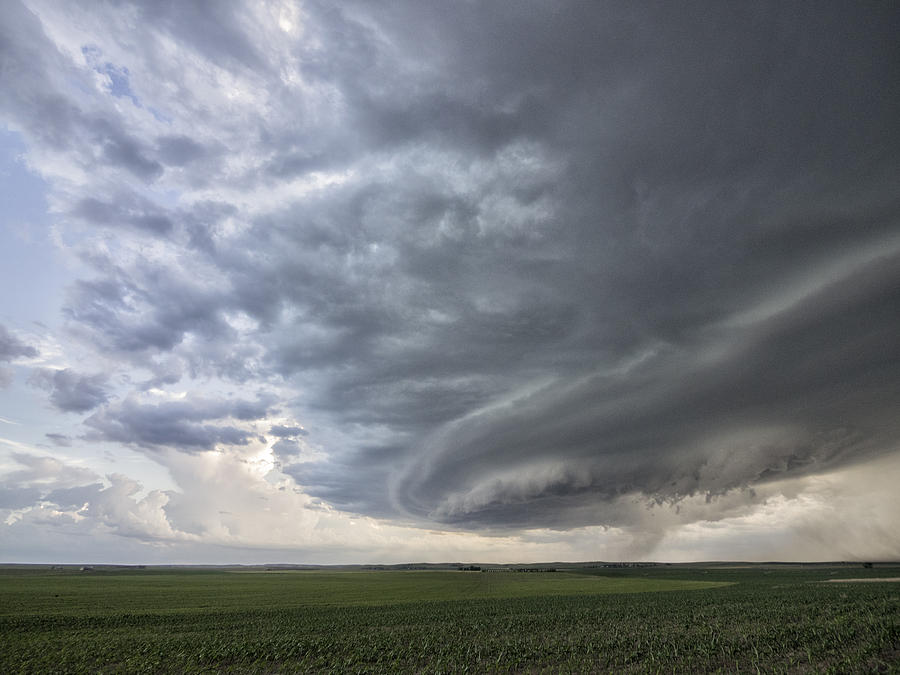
xmin=823 ymin=577 xmax=900 ymax=583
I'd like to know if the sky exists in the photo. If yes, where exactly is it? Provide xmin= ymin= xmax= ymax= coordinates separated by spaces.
xmin=1 ymin=1 xmax=899 ymax=565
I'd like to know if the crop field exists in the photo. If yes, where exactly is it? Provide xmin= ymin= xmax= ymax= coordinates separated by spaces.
xmin=1 ymin=564 xmax=898 ymax=673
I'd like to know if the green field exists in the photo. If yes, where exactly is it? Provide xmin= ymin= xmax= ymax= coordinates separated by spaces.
xmin=1 ymin=565 xmax=898 ymax=673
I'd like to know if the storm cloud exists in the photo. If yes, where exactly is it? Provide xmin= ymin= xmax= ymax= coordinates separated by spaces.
xmin=1 ymin=0 xmax=899 ymax=560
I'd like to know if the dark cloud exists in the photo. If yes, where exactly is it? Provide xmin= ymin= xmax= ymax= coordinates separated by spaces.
xmin=394 ymin=254 xmax=900 ymax=527
xmin=29 ymin=369 xmax=109 ymax=413
xmin=83 ymin=396 xmax=272 ymax=451
xmin=3 ymin=0 xmax=899 ymax=541
xmin=274 ymin=1 xmax=900 ymax=526
xmin=284 ymin=445 xmax=398 ymax=518
xmin=0 ymin=325 xmax=38 ymax=361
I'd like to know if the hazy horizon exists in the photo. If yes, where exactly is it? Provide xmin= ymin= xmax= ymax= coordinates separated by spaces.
xmin=5 ymin=559 xmax=898 ymax=568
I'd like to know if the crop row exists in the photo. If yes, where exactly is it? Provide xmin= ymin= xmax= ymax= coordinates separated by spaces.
xmin=2 ymin=569 xmax=898 ymax=673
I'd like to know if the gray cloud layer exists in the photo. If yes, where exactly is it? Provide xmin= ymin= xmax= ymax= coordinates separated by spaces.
xmin=2 ymin=1 xmax=899 ymax=541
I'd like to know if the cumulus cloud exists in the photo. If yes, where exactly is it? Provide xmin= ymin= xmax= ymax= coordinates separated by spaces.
xmin=0 ymin=453 xmax=182 ymax=543
xmin=1 ymin=0 xmax=899 ymax=560
xmin=83 ymin=395 xmax=273 ymax=451
xmin=29 ymin=368 xmax=109 ymax=413
xmin=0 ymin=325 xmax=38 ymax=362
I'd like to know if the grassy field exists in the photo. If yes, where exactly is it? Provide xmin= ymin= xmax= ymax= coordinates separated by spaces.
xmin=1 ymin=564 xmax=898 ymax=673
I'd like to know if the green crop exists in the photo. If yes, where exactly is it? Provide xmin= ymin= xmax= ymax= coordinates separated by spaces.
xmin=1 ymin=565 xmax=897 ymax=673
